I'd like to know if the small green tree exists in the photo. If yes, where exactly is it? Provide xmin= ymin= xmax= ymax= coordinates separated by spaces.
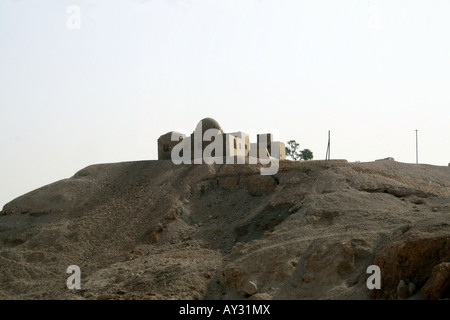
xmin=285 ymin=140 xmax=301 ymax=161
xmin=300 ymin=148 xmax=313 ymax=160
xmin=286 ymin=140 xmax=314 ymax=161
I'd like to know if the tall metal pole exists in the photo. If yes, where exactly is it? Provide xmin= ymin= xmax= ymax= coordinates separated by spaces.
xmin=325 ymin=130 xmax=330 ymax=161
xmin=415 ymin=129 xmax=418 ymax=164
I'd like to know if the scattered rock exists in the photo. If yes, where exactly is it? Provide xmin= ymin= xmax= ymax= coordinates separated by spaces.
xmin=241 ymin=281 xmax=258 ymax=296
xmin=167 ymin=209 xmax=178 ymax=220
xmin=199 ymin=180 xmax=216 ymax=194
xmin=303 ymin=275 xmax=312 ymax=283
xmin=411 ymin=198 xmax=425 ymax=205
xmin=96 ymin=294 xmax=119 ymax=300
xmin=218 ymin=176 xmax=239 ymax=192
xmin=114 ymin=274 xmax=126 ymax=283
xmin=421 ymin=262 xmax=450 ymax=300
xmin=84 ymin=292 xmax=94 ymax=299
xmin=396 ymin=280 xmax=408 ymax=299
xmin=249 ymin=293 xmax=271 ymax=300
xmin=408 ymin=282 xmax=416 ymax=296
xmin=4 ymin=238 xmax=25 ymax=246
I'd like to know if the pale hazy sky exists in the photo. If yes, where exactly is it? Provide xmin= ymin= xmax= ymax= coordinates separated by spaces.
xmin=1 ymin=0 xmax=449 ymax=208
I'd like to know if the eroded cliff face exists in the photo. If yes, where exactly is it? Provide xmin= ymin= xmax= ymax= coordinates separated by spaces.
xmin=0 ymin=160 xmax=449 ymax=300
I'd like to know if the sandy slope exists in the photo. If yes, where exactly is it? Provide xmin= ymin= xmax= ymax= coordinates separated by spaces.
xmin=0 ymin=160 xmax=449 ymax=300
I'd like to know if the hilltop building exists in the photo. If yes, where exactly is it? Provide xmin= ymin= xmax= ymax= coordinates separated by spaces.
xmin=157 ymin=117 xmax=286 ymax=163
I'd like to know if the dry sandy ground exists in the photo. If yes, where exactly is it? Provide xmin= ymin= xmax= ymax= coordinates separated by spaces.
xmin=0 ymin=159 xmax=449 ymax=300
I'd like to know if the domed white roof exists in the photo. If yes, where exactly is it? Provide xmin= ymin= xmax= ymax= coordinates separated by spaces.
xmin=195 ymin=117 xmax=224 ymax=134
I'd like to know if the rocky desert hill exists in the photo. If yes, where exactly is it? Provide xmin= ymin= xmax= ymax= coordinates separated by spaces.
xmin=0 ymin=159 xmax=449 ymax=300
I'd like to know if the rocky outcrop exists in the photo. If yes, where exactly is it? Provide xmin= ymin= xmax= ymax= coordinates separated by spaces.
xmin=216 ymin=165 xmax=278 ymax=196
xmin=421 ymin=262 xmax=450 ymax=300
xmin=371 ymin=222 xmax=450 ymax=299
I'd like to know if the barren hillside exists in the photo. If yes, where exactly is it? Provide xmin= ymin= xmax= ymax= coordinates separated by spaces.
xmin=0 ymin=160 xmax=449 ymax=300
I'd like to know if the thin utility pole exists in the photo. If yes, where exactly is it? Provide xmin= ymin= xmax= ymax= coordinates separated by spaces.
xmin=325 ymin=130 xmax=330 ymax=161
xmin=415 ymin=129 xmax=418 ymax=164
